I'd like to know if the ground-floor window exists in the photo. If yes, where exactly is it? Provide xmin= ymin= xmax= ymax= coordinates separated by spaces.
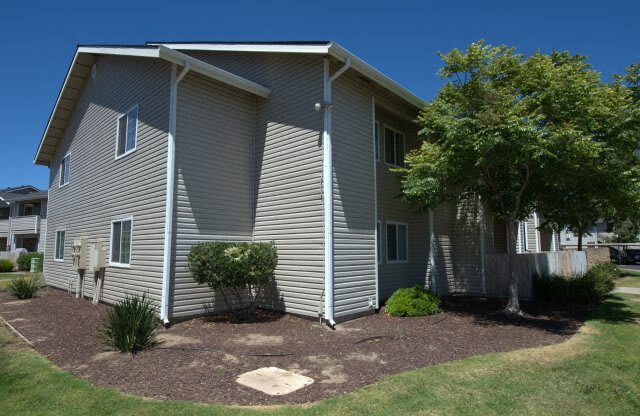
xmin=110 ymin=218 xmax=132 ymax=266
xmin=386 ymin=222 xmax=408 ymax=262
xmin=54 ymin=230 xmax=65 ymax=261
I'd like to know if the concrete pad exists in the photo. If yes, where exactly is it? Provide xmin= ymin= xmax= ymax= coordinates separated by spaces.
xmin=236 ymin=367 xmax=314 ymax=396
xmin=613 ymin=287 xmax=640 ymax=295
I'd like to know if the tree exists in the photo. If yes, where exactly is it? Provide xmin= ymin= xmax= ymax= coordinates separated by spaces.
xmin=400 ymin=41 xmax=640 ymax=315
xmin=605 ymin=219 xmax=640 ymax=243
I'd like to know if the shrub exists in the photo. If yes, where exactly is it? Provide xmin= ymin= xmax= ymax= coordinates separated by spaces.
xmin=16 ymin=252 xmax=44 ymax=272
xmin=101 ymin=293 xmax=160 ymax=354
xmin=534 ymin=262 xmax=616 ymax=304
xmin=0 ymin=259 xmax=13 ymax=273
xmin=188 ymin=241 xmax=278 ymax=318
xmin=386 ymin=285 xmax=441 ymax=317
xmin=8 ymin=276 xmax=42 ymax=299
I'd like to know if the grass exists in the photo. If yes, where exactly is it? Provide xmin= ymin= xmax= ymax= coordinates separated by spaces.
xmin=617 ymin=268 xmax=640 ymax=288
xmin=0 ymin=294 xmax=639 ymax=415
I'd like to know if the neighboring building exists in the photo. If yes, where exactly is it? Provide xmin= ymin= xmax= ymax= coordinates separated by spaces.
xmin=559 ymin=221 xmax=613 ymax=247
xmin=0 ymin=185 xmax=48 ymax=252
xmin=34 ymin=41 xmax=546 ymax=325
xmin=516 ymin=213 xmax=560 ymax=253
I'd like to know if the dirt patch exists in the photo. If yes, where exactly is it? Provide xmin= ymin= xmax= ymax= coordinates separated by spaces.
xmin=0 ymin=288 xmax=589 ymax=406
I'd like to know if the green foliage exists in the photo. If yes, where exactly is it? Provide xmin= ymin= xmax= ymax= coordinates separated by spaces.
xmin=101 ymin=293 xmax=160 ymax=354
xmin=16 ymin=252 xmax=43 ymax=272
xmin=385 ymin=285 xmax=440 ymax=317
xmin=8 ymin=276 xmax=42 ymax=299
xmin=604 ymin=219 xmax=640 ymax=243
xmin=0 ymin=259 xmax=14 ymax=273
xmin=188 ymin=241 xmax=278 ymax=316
xmin=534 ymin=262 xmax=616 ymax=304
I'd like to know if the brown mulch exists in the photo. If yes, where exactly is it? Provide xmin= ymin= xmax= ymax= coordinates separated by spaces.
xmin=0 ymin=287 xmax=589 ymax=406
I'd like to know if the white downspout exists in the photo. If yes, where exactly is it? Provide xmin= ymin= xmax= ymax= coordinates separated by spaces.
xmin=479 ymin=200 xmax=486 ymax=295
xmin=372 ymin=96 xmax=379 ymax=309
xmin=533 ymin=212 xmax=541 ymax=253
xmin=160 ymin=62 xmax=190 ymax=326
xmin=323 ymin=56 xmax=351 ymax=328
xmin=516 ymin=221 xmax=522 ymax=254
xmin=428 ymin=209 xmax=437 ymax=293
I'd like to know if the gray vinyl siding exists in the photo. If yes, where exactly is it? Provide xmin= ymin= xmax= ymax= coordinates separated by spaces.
xmin=525 ymin=215 xmax=538 ymax=252
xmin=170 ymin=72 xmax=257 ymax=318
xmin=375 ymin=107 xmax=426 ymax=300
xmin=428 ymin=198 xmax=484 ymax=296
xmin=177 ymin=51 xmax=325 ymax=318
xmin=331 ymin=68 xmax=377 ymax=318
xmin=43 ymin=55 xmax=171 ymax=306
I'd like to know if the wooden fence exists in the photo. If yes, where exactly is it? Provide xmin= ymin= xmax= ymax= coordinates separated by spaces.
xmin=0 ymin=252 xmax=21 ymax=264
xmin=484 ymin=251 xmax=588 ymax=299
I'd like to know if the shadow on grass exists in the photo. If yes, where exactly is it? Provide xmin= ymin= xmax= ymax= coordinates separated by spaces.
xmin=440 ymin=296 xmax=590 ymax=336
xmin=588 ymin=294 xmax=640 ymax=325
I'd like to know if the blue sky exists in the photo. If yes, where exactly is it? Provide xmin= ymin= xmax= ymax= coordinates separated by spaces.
xmin=1 ymin=0 xmax=638 ymax=190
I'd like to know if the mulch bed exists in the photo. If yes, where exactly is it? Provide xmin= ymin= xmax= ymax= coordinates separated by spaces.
xmin=0 ymin=287 xmax=589 ymax=406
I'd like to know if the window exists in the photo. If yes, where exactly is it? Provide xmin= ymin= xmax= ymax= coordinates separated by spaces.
xmin=59 ymin=153 xmax=70 ymax=187
xmin=384 ymin=126 xmax=405 ymax=166
xmin=110 ymin=218 xmax=132 ymax=266
xmin=376 ymin=221 xmax=382 ymax=264
xmin=374 ymin=121 xmax=380 ymax=161
xmin=54 ymin=230 xmax=65 ymax=261
xmin=386 ymin=222 xmax=408 ymax=262
xmin=116 ymin=106 xmax=138 ymax=158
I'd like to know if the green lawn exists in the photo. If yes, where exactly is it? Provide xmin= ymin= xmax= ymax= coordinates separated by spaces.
xmin=617 ymin=269 xmax=640 ymax=288
xmin=0 ymin=294 xmax=639 ymax=415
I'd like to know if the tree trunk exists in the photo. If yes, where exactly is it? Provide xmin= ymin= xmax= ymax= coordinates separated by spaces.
xmin=504 ymin=219 xmax=522 ymax=315
xmin=577 ymin=228 xmax=583 ymax=251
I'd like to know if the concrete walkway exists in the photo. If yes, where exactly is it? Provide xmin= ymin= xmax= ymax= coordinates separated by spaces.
xmin=612 ymin=287 xmax=640 ymax=295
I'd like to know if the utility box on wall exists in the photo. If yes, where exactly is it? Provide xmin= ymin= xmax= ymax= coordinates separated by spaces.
xmin=89 ymin=239 xmax=107 ymax=271
xmin=72 ymin=237 xmax=88 ymax=270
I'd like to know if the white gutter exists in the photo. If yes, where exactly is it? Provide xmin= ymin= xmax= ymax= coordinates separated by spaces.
xmin=323 ymin=56 xmax=351 ymax=328
xmin=160 ymin=61 xmax=191 ymax=326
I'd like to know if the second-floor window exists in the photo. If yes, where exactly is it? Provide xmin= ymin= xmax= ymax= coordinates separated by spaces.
xmin=384 ymin=126 xmax=405 ymax=167
xmin=116 ymin=105 xmax=138 ymax=158
xmin=59 ymin=153 xmax=70 ymax=187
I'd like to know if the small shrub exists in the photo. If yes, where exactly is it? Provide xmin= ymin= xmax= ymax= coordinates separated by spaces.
xmin=534 ymin=262 xmax=616 ymax=304
xmin=188 ymin=241 xmax=278 ymax=318
xmin=0 ymin=259 xmax=13 ymax=273
xmin=101 ymin=293 xmax=160 ymax=354
xmin=16 ymin=252 xmax=44 ymax=272
xmin=8 ymin=276 xmax=42 ymax=299
xmin=386 ymin=285 xmax=440 ymax=317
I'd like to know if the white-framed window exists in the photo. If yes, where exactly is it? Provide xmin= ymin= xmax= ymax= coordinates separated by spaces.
xmin=376 ymin=221 xmax=382 ymax=264
xmin=59 ymin=153 xmax=71 ymax=187
xmin=384 ymin=126 xmax=405 ymax=167
xmin=386 ymin=222 xmax=408 ymax=263
xmin=115 ymin=105 xmax=138 ymax=158
xmin=374 ymin=121 xmax=380 ymax=162
xmin=110 ymin=217 xmax=132 ymax=267
xmin=54 ymin=229 xmax=65 ymax=261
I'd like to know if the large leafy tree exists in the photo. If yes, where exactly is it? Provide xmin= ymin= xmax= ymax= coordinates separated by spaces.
xmin=401 ymin=41 xmax=640 ymax=315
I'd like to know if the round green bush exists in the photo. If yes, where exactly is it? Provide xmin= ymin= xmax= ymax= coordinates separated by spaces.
xmin=0 ymin=259 xmax=14 ymax=273
xmin=385 ymin=285 xmax=441 ymax=317
xmin=16 ymin=252 xmax=43 ymax=272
